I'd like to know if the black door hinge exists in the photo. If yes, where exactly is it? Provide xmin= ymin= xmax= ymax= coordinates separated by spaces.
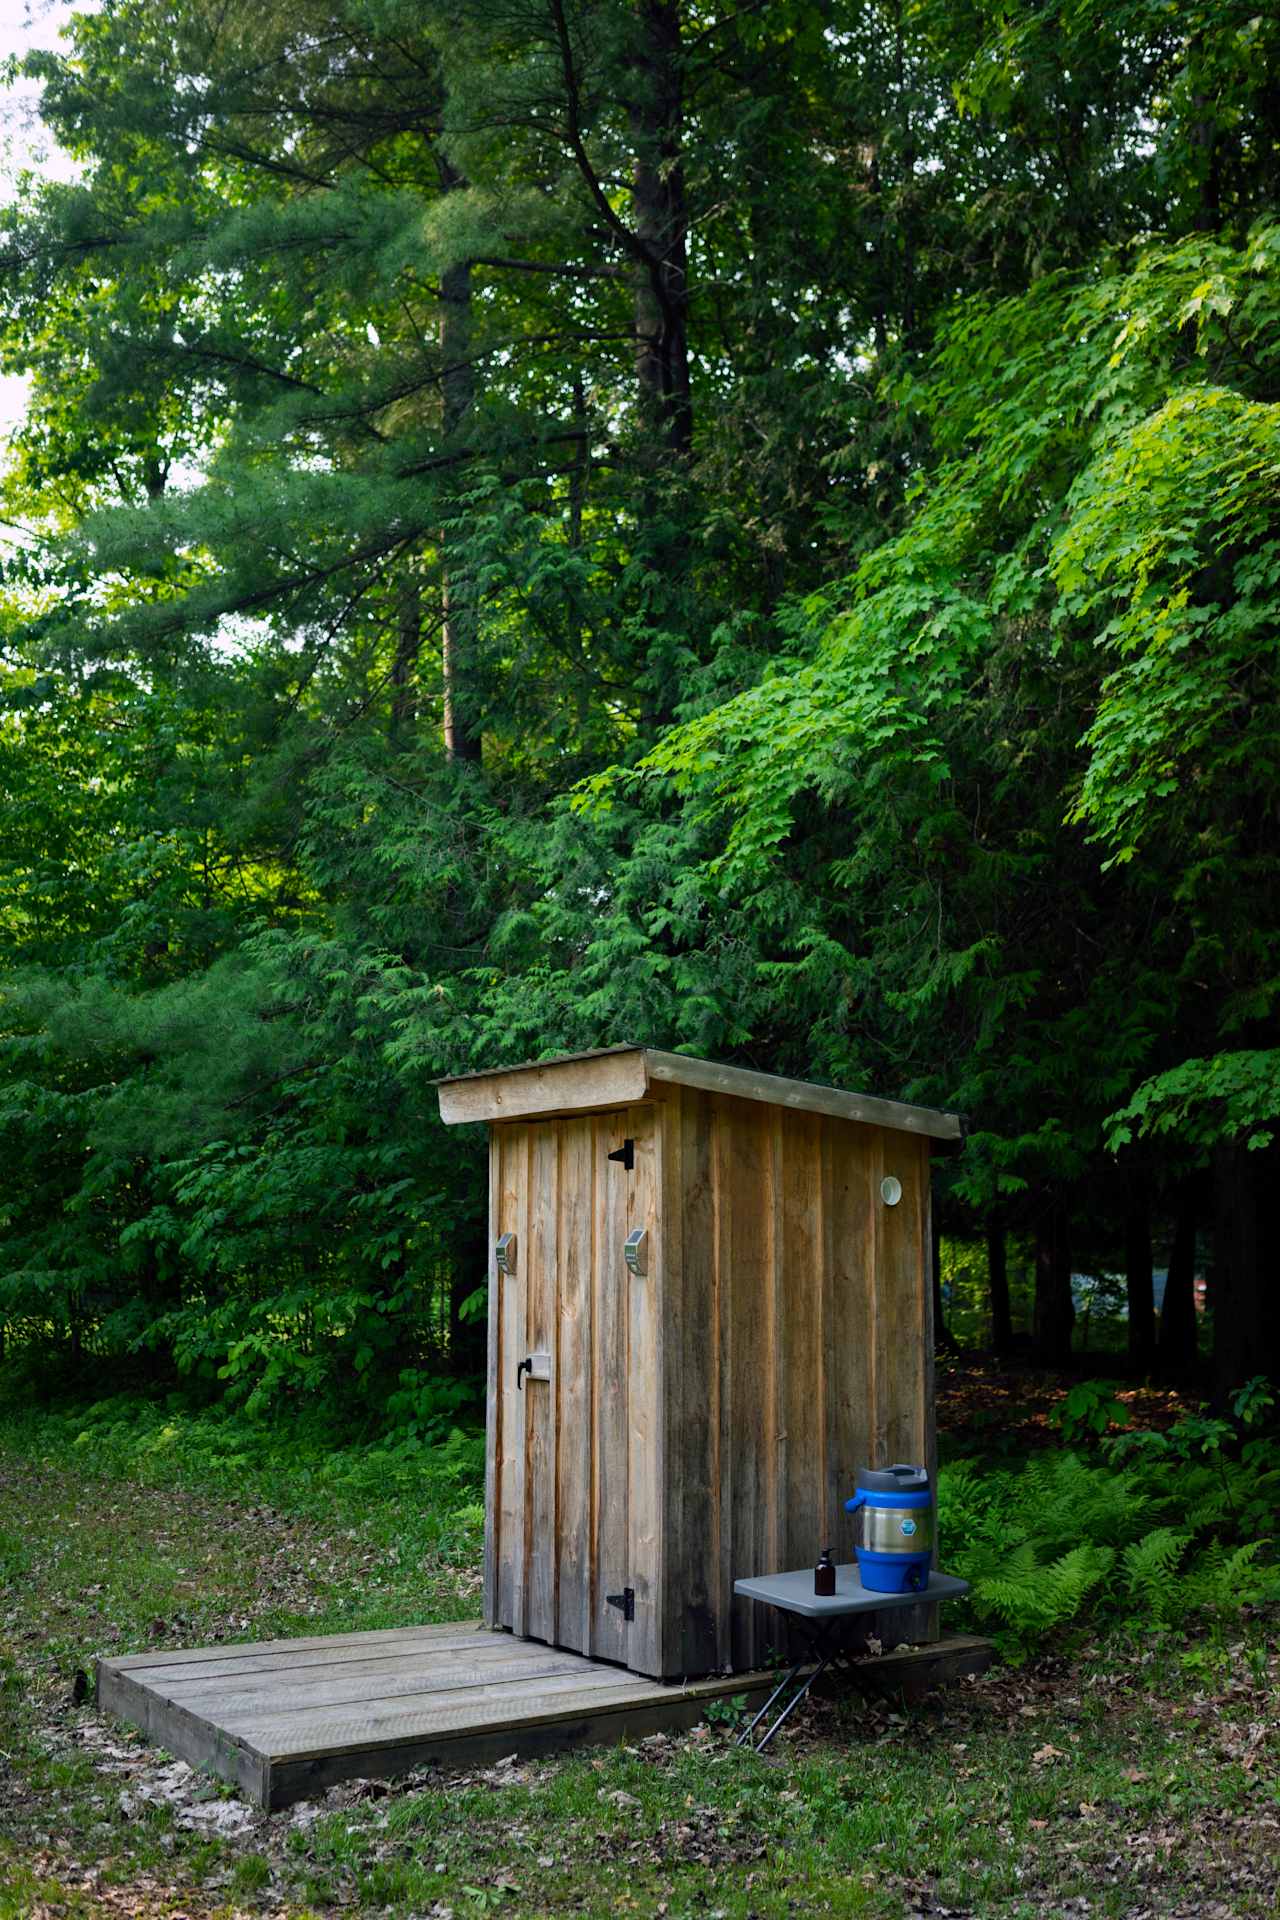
xmin=606 ymin=1586 xmax=635 ymax=1622
xmin=607 ymin=1138 xmax=635 ymax=1171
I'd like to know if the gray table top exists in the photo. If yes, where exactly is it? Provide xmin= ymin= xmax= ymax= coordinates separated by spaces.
xmin=732 ymin=1565 xmax=968 ymax=1619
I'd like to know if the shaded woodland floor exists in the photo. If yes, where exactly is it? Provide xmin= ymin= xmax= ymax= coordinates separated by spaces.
xmin=2 ymin=1378 xmax=1278 ymax=1920
xmin=934 ymin=1360 xmax=1193 ymax=1453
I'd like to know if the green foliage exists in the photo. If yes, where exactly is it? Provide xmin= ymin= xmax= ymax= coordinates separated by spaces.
xmin=940 ymin=1434 xmax=1280 ymax=1654
xmin=702 ymin=1693 xmax=749 ymax=1728
xmin=384 ymin=1370 xmax=479 ymax=1446
xmin=1120 ymin=1528 xmax=1192 ymax=1627
xmin=1178 ymin=1539 xmax=1277 ymax=1615
xmin=0 ymin=1386 xmax=486 ymax=1528
xmin=964 ymin=1538 xmax=1116 ymax=1638
xmin=1108 ymin=1052 xmax=1280 ymax=1154
xmin=1050 ymin=1381 xmax=1129 ymax=1446
xmin=613 ymin=216 xmax=1280 ymax=1183
xmin=1233 ymin=1375 xmax=1277 ymax=1428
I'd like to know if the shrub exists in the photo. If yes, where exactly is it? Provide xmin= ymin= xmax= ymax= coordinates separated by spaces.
xmin=939 ymin=1397 xmax=1280 ymax=1654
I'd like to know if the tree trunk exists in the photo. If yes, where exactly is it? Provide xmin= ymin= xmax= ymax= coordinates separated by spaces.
xmin=1124 ymin=1186 xmax=1155 ymax=1371
xmin=987 ymin=1222 xmax=1013 ymax=1354
xmin=568 ymin=375 xmax=588 ymax=551
xmin=628 ymin=0 xmax=691 ymax=461
xmin=390 ymin=580 xmax=422 ymax=743
xmin=1188 ymin=32 xmax=1222 ymax=236
xmin=1158 ymin=1181 xmax=1199 ymax=1377
xmin=931 ymin=1199 xmax=952 ymax=1351
xmin=1211 ymin=1139 xmax=1280 ymax=1401
xmin=894 ymin=0 xmax=918 ymax=351
xmin=449 ymin=1222 xmax=488 ymax=1377
xmin=623 ymin=1 xmax=692 ymax=734
xmin=439 ymin=242 xmax=481 ymax=763
xmin=1033 ymin=1206 xmax=1074 ymax=1363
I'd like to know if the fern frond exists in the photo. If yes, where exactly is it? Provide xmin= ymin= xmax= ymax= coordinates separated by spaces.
xmin=971 ymin=1541 xmax=1113 ymax=1633
xmin=1039 ymin=1543 xmax=1114 ymax=1622
xmin=1182 ymin=1538 xmax=1280 ymax=1612
xmin=1004 ymin=1453 xmax=1150 ymax=1554
xmin=1122 ymin=1528 xmax=1190 ymax=1624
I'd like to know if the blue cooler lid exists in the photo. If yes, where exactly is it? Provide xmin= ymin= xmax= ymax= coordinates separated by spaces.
xmin=855 ymin=1463 xmax=930 ymax=1495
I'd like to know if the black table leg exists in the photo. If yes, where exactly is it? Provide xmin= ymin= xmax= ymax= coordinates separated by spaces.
xmin=751 ymin=1646 xmax=835 ymax=1752
xmin=734 ymin=1658 xmax=807 ymax=1750
xmin=735 ymin=1621 xmax=848 ymax=1753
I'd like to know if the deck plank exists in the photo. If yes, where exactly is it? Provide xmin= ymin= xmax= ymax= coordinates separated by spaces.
xmin=107 ymin=1620 xmax=487 ymax=1672
xmin=265 ymin=1680 xmax=770 ymax=1807
xmin=220 ymin=1666 xmax=656 ymax=1749
xmin=113 ymin=1636 xmax=504 ymax=1688
xmin=135 ymin=1636 xmax=557 ymax=1692
xmin=163 ymin=1652 xmax=632 ymax=1719
xmin=96 ymin=1663 xmax=270 ymax=1805
xmin=98 ymin=1620 xmax=992 ymax=1812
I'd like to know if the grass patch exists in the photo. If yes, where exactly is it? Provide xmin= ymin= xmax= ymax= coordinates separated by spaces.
xmin=0 ymin=1388 xmax=485 ymax=1563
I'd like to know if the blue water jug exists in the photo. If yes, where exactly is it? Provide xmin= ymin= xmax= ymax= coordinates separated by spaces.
xmin=845 ymin=1464 xmax=933 ymax=1593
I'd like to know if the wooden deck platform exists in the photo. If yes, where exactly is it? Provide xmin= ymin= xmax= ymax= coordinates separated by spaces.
xmin=96 ymin=1622 xmax=993 ymax=1810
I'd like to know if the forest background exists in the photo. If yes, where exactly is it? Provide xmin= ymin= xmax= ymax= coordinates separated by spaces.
xmin=1 ymin=0 xmax=1279 ymax=1427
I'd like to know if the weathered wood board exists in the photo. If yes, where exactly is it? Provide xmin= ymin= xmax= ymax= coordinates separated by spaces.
xmin=437 ymin=1046 xmax=964 ymax=1140
xmin=98 ymin=1621 xmax=992 ymax=1810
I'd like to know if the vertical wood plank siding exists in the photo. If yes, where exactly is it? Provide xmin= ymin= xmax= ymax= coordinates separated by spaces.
xmin=486 ymin=1089 xmax=935 ymax=1679
xmin=526 ymin=1124 xmax=557 ymax=1644
xmin=556 ymin=1118 xmax=593 ymax=1657
xmin=628 ymin=1112 xmax=661 ymax=1676
xmin=494 ymin=1125 xmax=527 ymax=1634
xmin=781 ymin=1110 xmax=823 ymax=1574
xmin=725 ymin=1097 xmax=770 ymax=1671
xmin=592 ymin=1110 xmax=632 ymax=1663
xmin=660 ymin=1090 xmax=719 ymax=1675
xmin=823 ymin=1104 xmax=875 ymax=1663
xmin=482 ymin=1142 xmax=501 ymax=1628
xmin=874 ymin=1130 xmax=936 ymax=1644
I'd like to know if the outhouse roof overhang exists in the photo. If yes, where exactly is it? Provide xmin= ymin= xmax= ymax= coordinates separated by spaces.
xmin=436 ymin=1046 xmax=965 ymax=1143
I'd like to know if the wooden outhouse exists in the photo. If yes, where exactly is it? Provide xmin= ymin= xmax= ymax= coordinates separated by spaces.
xmin=436 ymin=1047 xmax=963 ymax=1680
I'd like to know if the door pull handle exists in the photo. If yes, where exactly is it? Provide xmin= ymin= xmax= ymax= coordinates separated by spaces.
xmin=516 ymin=1356 xmax=532 ymax=1391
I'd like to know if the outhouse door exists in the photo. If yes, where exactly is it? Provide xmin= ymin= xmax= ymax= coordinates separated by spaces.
xmin=490 ymin=1106 xmax=661 ymax=1676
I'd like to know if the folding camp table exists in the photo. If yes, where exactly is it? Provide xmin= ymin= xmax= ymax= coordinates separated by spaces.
xmin=731 ymin=1566 xmax=969 ymax=1752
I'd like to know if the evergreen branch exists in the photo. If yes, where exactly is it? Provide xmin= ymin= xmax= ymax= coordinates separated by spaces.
xmin=396 ymin=427 xmax=591 ymax=480
xmin=685 ymin=0 xmax=774 ymax=54
xmin=148 ymin=338 xmax=329 ymax=401
xmin=360 ymin=333 xmax=632 ymax=424
xmin=275 ymin=578 xmax=402 ymax=724
xmin=545 ymin=0 xmax=661 ymax=282
xmin=474 ymin=256 xmax=625 ymax=283
xmin=0 ymin=232 xmax=125 ymax=274
xmin=226 ymin=1060 xmax=324 ymax=1109
xmin=195 ymin=135 xmax=342 ymax=192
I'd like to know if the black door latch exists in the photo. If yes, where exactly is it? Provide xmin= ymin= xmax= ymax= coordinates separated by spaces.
xmin=605 ymin=1586 xmax=635 ymax=1621
xmin=607 ymin=1138 xmax=635 ymax=1171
